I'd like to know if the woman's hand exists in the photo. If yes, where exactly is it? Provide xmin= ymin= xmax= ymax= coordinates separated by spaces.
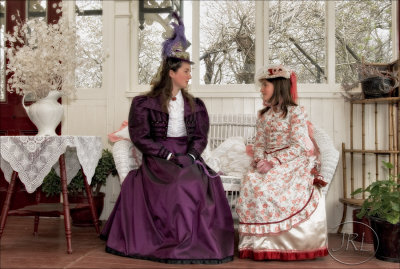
xmin=256 ymin=159 xmax=274 ymax=173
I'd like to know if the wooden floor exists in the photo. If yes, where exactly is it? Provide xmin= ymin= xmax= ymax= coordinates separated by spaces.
xmin=0 ymin=216 xmax=398 ymax=269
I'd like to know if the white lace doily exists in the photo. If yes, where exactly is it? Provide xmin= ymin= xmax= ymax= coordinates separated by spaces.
xmin=0 ymin=136 xmax=103 ymax=193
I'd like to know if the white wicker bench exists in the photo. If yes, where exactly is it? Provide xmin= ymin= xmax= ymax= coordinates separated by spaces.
xmin=111 ymin=114 xmax=339 ymax=220
xmin=207 ymin=114 xmax=257 ymax=219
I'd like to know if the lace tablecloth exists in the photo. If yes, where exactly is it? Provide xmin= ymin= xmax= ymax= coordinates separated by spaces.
xmin=0 ymin=136 xmax=103 ymax=193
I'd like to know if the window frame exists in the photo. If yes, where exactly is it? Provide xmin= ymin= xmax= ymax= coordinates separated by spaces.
xmin=128 ymin=1 xmax=398 ymax=99
xmin=63 ymin=0 xmax=109 ymax=100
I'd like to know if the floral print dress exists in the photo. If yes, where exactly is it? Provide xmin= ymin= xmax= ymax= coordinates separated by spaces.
xmin=236 ymin=105 xmax=328 ymax=261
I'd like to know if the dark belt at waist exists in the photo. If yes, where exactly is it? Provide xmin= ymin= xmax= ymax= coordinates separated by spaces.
xmin=265 ymin=146 xmax=289 ymax=154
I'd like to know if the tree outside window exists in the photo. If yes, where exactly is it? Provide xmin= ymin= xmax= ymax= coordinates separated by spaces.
xmin=138 ymin=15 xmax=166 ymax=85
xmin=336 ymin=0 xmax=392 ymax=83
xmin=269 ymin=1 xmax=326 ymax=84
xmin=75 ymin=0 xmax=103 ymax=89
xmin=199 ymin=0 xmax=256 ymax=85
xmin=137 ymin=2 xmax=192 ymax=86
xmin=137 ymin=1 xmax=394 ymax=87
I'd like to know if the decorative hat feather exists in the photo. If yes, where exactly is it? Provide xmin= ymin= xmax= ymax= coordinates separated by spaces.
xmin=161 ymin=12 xmax=192 ymax=63
xmin=151 ymin=12 xmax=193 ymax=85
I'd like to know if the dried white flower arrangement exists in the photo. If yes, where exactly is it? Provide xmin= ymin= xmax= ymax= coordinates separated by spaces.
xmin=4 ymin=3 xmax=78 ymax=99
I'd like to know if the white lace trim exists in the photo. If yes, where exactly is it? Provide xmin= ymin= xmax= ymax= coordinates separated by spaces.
xmin=0 ymin=136 xmax=102 ymax=193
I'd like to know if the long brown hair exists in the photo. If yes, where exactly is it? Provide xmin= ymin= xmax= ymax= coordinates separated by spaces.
xmin=259 ymin=77 xmax=297 ymax=118
xmin=146 ymin=57 xmax=195 ymax=113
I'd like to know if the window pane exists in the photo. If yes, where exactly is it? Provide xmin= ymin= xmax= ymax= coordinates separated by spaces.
xmin=27 ymin=0 xmax=46 ymax=19
xmin=269 ymin=1 xmax=326 ymax=84
xmin=0 ymin=0 xmax=4 ymax=101
xmin=75 ymin=0 xmax=103 ymax=88
xmin=137 ymin=2 xmax=191 ymax=86
xmin=200 ymin=0 xmax=255 ymax=85
xmin=138 ymin=14 xmax=166 ymax=85
xmin=25 ymin=1 xmax=46 ymax=60
xmin=76 ymin=0 xmax=101 ymax=11
xmin=335 ymin=0 xmax=392 ymax=83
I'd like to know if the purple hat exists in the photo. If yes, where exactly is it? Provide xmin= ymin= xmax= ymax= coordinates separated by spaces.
xmin=161 ymin=12 xmax=193 ymax=64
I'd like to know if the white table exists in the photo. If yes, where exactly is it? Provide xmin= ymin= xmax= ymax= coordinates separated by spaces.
xmin=0 ymin=136 xmax=103 ymax=254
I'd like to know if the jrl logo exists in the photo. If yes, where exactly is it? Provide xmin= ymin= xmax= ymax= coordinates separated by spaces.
xmin=328 ymin=221 xmax=379 ymax=265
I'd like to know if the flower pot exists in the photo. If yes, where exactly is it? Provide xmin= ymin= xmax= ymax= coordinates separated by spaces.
xmin=68 ymin=192 xmax=105 ymax=227
xmin=361 ymin=76 xmax=395 ymax=99
xmin=22 ymin=91 xmax=63 ymax=136
xmin=369 ymin=216 xmax=400 ymax=263
xmin=352 ymin=209 xmax=374 ymax=244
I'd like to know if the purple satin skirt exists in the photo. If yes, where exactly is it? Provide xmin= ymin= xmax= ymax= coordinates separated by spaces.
xmin=101 ymin=137 xmax=234 ymax=264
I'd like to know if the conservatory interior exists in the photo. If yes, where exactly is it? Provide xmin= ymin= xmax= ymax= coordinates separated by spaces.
xmin=0 ymin=0 xmax=399 ymax=268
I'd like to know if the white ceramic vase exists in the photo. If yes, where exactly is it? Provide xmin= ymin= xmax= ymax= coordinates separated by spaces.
xmin=22 ymin=91 xmax=64 ymax=136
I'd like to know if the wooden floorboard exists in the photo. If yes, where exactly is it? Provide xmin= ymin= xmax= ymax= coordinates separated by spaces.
xmin=0 ymin=216 xmax=398 ymax=269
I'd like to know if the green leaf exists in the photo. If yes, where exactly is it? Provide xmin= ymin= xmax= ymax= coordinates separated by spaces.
xmin=352 ymin=188 xmax=363 ymax=195
xmin=386 ymin=214 xmax=400 ymax=225
xmin=357 ymin=206 xmax=368 ymax=219
xmin=382 ymin=160 xmax=394 ymax=170
xmin=391 ymin=201 xmax=400 ymax=212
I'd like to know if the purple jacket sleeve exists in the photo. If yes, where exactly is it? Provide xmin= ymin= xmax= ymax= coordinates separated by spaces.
xmin=187 ymin=98 xmax=209 ymax=159
xmin=128 ymin=96 xmax=172 ymax=159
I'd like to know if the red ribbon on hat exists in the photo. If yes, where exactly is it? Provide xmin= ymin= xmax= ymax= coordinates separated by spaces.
xmin=290 ymin=71 xmax=298 ymax=103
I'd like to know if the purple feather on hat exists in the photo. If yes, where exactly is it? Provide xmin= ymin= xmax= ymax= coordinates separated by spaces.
xmin=161 ymin=12 xmax=191 ymax=61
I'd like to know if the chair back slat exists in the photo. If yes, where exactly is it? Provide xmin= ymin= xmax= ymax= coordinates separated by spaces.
xmin=208 ymin=114 xmax=257 ymax=150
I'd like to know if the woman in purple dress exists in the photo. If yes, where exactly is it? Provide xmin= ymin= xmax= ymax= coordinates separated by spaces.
xmin=100 ymin=13 xmax=234 ymax=264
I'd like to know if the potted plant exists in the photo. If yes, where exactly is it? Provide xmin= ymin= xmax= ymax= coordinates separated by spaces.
xmin=42 ymin=149 xmax=117 ymax=226
xmin=352 ymin=161 xmax=400 ymax=263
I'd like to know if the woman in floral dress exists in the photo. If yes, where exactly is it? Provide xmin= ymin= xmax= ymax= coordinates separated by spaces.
xmin=236 ymin=64 xmax=328 ymax=261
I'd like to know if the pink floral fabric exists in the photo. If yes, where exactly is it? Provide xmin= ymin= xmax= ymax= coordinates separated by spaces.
xmin=236 ymin=106 xmax=320 ymax=235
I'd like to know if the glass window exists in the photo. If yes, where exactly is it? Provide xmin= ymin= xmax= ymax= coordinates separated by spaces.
xmin=0 ymin=0 xmax=5 ymax=101
xmin=268 ymin=0 xmax=326 ymax=84
xmin=138 ymin=14 xmax=167 ymax=85
xmin=27 ymin=0 xmax=46 ymax=19
xmin=134 ymin=1 xmax=394 ymax=89
xmin=199 ymin=0 xmax=255 ymax=84
xmin=335 ymin=0 xmax=392 ymax=83
xmin=75 ymin=0 xmax=103 ymax=88
xmin=137 ymin=0 xmax=190 ymax=85
xmin=26 ymin=1 xmax=47 ymax=50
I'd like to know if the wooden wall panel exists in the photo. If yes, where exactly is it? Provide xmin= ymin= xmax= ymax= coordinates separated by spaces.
xmin=64 ymin=100 xmax=108 ymax=145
